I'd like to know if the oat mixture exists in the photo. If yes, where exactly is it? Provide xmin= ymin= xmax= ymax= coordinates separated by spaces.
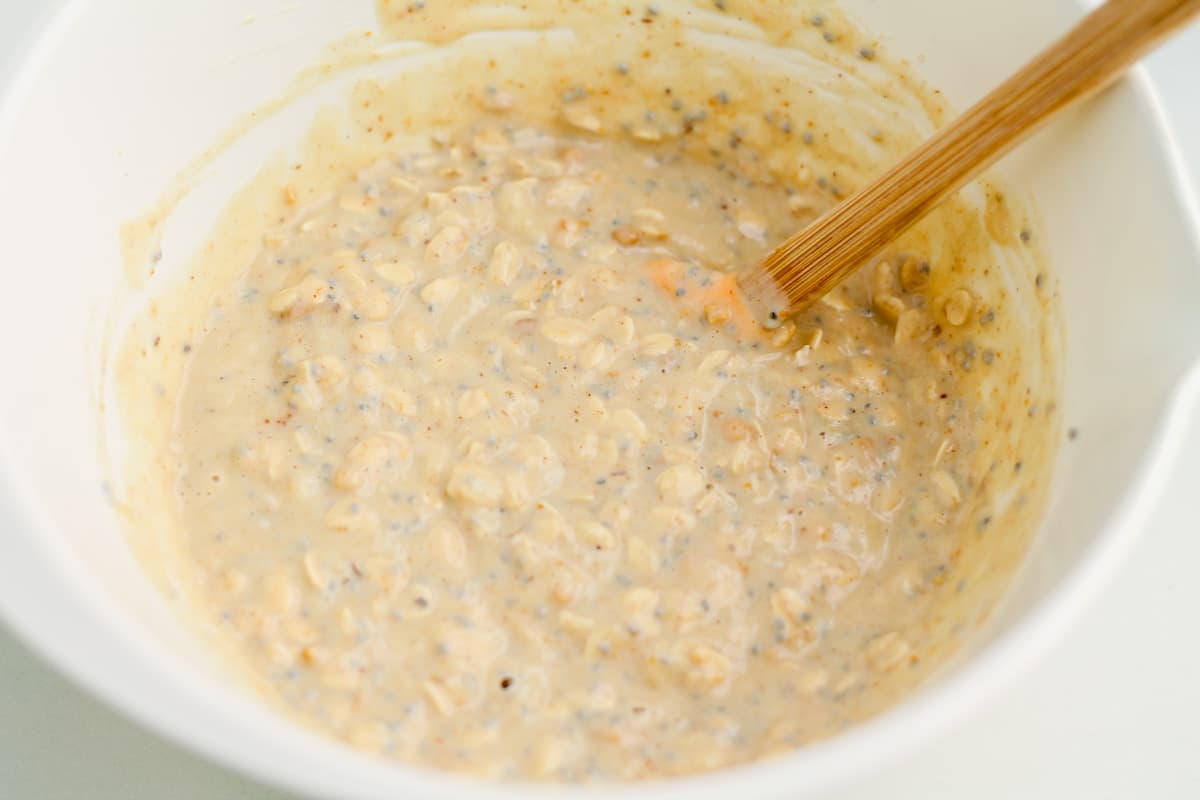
xmin=117 ymin=0 xmax=1061 ymax=784
xmin=177 ymin=125 xmax=986 ymax=778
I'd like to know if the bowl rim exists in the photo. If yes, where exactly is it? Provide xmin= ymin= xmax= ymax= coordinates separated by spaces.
xmin=1 ymin=1 xmax=1199 ymax=798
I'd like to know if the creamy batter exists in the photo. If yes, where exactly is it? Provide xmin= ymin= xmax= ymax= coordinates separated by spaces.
xmin=113 ymin=0 xmax=1062 ymax=783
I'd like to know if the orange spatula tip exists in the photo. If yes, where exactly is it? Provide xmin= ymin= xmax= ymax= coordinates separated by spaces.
xmin=646 ymin=258 xmax=787 ymax=339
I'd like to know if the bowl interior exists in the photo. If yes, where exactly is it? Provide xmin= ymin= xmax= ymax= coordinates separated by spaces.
xmin=0 ymin=0 xmax=1197 ymax=797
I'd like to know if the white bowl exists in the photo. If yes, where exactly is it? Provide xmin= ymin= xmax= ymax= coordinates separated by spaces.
xmin=0 ymin=1 xmax=1198 ymax=797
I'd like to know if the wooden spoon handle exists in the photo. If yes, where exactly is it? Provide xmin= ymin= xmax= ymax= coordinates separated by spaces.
xmin=752 ymin=0 xmax=1200 ymax=311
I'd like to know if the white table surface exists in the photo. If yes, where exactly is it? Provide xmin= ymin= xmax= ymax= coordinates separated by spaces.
xmin=1 ymin=5 xmax=1198 ymax=799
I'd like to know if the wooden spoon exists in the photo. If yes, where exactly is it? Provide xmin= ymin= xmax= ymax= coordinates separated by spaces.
xmin=743 ymin=0 xmax=1200 ymax=315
